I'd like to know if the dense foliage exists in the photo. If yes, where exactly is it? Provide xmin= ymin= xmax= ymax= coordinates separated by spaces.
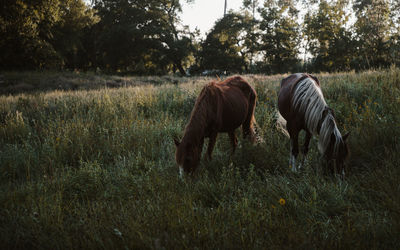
xmin=1 ymin=0 xmax=400 ymax=74
xmin=0 ymin=69 xmax=399 ymax=248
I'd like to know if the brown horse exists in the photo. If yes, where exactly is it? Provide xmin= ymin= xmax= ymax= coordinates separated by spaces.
xmin=174 ymin=76 xmax=257 ymax=177
xmin=278 ymin=73 xmax=349 ymax=176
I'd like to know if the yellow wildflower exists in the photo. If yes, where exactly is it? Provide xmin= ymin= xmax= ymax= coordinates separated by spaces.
xmin=279 ymin=198 xmax=286 ymax=206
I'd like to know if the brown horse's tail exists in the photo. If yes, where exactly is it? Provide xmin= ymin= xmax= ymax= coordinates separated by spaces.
xmin=243 ymin=88 xmax=258 ymax=143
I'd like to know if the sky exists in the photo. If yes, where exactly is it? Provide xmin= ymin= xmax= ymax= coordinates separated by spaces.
xmin=180 ymin=0 xmax=244 ymax=36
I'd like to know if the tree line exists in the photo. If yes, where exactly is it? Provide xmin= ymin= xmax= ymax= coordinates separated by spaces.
xmin=1 ymin=0 xmax=399 ymax=75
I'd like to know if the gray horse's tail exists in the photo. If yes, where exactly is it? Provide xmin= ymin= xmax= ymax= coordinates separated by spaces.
xmin=276 ymin=111 xmax=290 ymax=138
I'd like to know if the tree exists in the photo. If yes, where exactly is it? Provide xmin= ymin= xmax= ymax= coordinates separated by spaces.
xmin=243 ymin=0 xmax=260 ymax=18
xmin=51 ymin=0 xmax=99 ymax=69
xmin=156 ymin=0 xmax=195 ymax=75
xmin=242 ymin=0 xmax=260 ymax=72
xmin=258 ymin=0 xmax=300 ymax=74
xmin=91 ymin=0 xmax=195 ymax=75
xmin=388 ymin=0 xmax=400 ymax=66
xmin=353 ymin=0 xmax=392 ymax=69
xmin=0 ymin=0 xmax=98 ymax=70
xmin=303 ymin=0 xmax=354 ymax=72
xmin=197 ymin=13 xmax=253 ymax=74
xmin=0 ymin=0 xmax=62 ymax=69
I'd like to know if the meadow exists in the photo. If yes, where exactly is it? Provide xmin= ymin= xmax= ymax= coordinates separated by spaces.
xmin=0 ymin=69 xmax=399 ymax=249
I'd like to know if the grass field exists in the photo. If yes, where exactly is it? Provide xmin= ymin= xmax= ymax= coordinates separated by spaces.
xmin=0 ymin=68 xmax=399 ymax=249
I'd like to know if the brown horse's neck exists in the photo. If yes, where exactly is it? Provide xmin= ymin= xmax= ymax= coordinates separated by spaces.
xmin=181 ymin=127 xmax=205 ymax=148
xmin=182 ymin=94 xmax=211 ymax=146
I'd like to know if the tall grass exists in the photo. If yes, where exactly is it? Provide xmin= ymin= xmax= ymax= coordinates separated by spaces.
xmin=0 ymin=69 xmax=399 ymax=249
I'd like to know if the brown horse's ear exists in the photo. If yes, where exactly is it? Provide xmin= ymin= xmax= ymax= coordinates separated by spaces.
xmin=342 ymin=132 xmax=350 ymax=141
xmin=174 ymin=137 xmax=180 ymax=147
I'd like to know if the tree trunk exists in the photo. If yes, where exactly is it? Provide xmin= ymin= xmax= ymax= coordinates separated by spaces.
xmin=224 ymin=0 xmax=227 ymax=16
xmin=175 ymin=62 xmax=187 ymax=76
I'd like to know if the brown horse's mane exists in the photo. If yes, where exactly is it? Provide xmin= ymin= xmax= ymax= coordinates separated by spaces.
xmin=182 ymin=82 xmax=220 ymax=144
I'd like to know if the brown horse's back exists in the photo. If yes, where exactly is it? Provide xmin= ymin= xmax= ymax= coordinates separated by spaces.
xmin=213 ymin=76 xmax=256 ymax=133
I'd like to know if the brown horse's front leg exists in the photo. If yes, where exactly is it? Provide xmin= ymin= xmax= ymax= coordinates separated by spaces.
xmin=206 ymin=132 xmax=218 ymax=160
xmin=228 ymin=131 xmax=238 ymax=154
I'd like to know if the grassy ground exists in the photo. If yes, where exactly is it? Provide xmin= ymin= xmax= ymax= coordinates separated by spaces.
xmin=0 ymin=69 xmax=399 ymax=249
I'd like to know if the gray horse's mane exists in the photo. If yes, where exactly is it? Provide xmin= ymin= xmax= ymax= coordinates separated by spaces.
xmin=292 ymin=77 xmax=343 ymax=156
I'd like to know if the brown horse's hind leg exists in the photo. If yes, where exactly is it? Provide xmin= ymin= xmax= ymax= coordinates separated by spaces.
xmin=242 ymin=91 xmax=257 ymax=143
xmin=228 ymin=131 xmax=238 ymax=154
xmin=206 ymin=132 xmax=218 ymax=160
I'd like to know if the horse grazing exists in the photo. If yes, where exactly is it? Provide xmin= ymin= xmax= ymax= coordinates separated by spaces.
xmin=174 ymin=76 xmax=257 ymax=177
xmin=278 ymin=73 xmax=349 ymax=176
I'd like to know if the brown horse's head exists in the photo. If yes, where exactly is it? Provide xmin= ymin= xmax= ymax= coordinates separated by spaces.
xmin=174 ymin=137 xmax=203 ymax=177
xmin=325 ymin=132 xmax=350 ymax=176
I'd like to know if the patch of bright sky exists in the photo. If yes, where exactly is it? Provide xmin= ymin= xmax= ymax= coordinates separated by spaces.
xmin=180 ymin=0 xmax=244 ymax=37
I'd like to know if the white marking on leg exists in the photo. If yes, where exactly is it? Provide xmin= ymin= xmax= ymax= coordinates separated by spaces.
xmin=179 ymin=167 xmax=184 ymax=179
xmin=289 ymin=144 xmax=297 ymax=172
xmin=298 ymin=156 xmax=302 ymax=170
xmin=298 ymin=156 xmax=307 ymax=170
xmin=290 ymin=153 xmax=297 ymax=172
xmin=292 ymin=154 xmax=297 ymax=172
